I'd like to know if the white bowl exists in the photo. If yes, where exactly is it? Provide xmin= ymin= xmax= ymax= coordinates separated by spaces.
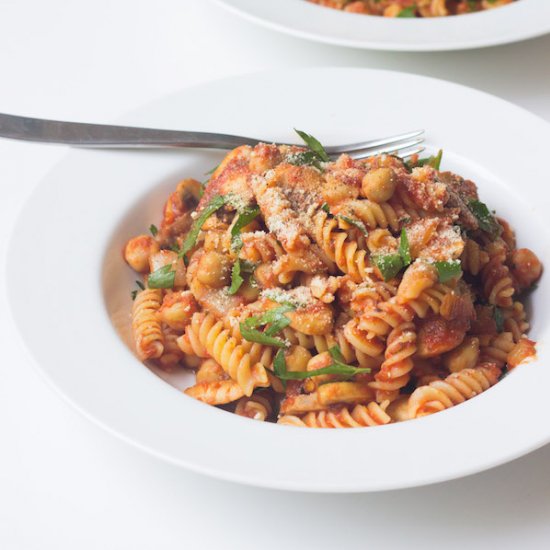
xmin=6 ymin=68 xmax=550 ymax=492
xmin=214 ymin=0 xmax=550 ymax=51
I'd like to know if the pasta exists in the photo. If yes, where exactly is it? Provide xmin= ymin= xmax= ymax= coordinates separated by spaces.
xmin=124 ymin=135 xmax=540 ymax=428
xmin=307 ymin=0 xmax=516 ymax=18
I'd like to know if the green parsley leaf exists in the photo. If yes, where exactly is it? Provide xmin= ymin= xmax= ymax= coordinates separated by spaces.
xmin=149 ymin=224 xmax=158 ymax=237
xmin=338 ymin=215 xmax=368 ymax=235
xmin=398 ymin=228 xmax=411 ymax=266
xmin=321 ymin=203 xmax=330 ymax=213
xmin=468 ymin=200 xmax=502 ymax=239
xmin=294 ymin=129 xmax=330 ymax=162
xmin=240 ymin=304 xmax=296 ymax=348
xmin=148 ymin=264 xmax=176 ymax=289
xmin=434 ymin=260 xmax=462 ymax=283
xmin=493 ymin=306 xmax=505 ymax=332
xmin=272 ymin=349 xmax=371 ymax=381
xmin=179 ymin=195 xmax=227 ymax=260
xmin=230 ymin=205 xmax=260 ymax=252
xmin=397 ymin=6 xmax=416 ymax=17
xmin=130 ymin=290 xmax=138 ymax=301
xmin=372 ymin=254 xmax=403 ymax=281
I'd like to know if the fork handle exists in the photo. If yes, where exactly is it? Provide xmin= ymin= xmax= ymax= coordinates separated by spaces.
xmin=0 ymin=113 xmax=264 ymax=149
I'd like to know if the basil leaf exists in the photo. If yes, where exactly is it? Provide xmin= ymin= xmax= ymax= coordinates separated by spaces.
xmin=416 ymin=150 xmax=443 ymax=171
xmin=468 ymin=200 xmax=501 ymax=239
xmin=328 ymin=345 xmax=346 ymax=364
xmin=493 ymin=306 xmax=505 ymax=332
xmin=204 ymin=164 xmax=219 ymax=176
xmin=179 ymin=195 xmax=227 ymax=259
xmin=294 ymin=129 xmax=330 ymax=162
xmin=338 ymin=215 xmax=368 ymax=235
xmin=228 ymin=259 xmax=257 ymax=295
xmin=148 ymin=264 xmax=176 ymax=289
xmin=228 ymin=260 xmax=244 ymax=295
xmin=240 ymin=304 xmax=296 ymax=347
xmin=273 ymin=349 xmax=370 ymax=381
xmin=239 ymin=324 xmax=287 ymax=348
xmin=149 ymin=224 xmax=158 ymax=237
xmin=398 ymin=228 xmax=411 ymax=266
xmin=397 ymin=6 xmax=416 ymax=17
xmin=372 ymin=254 xmax=403 ymax=281
xmin=434 ymin=260 xmax=462 ymax=283
xmin=230 ymin=205 xmax=260 ymax=251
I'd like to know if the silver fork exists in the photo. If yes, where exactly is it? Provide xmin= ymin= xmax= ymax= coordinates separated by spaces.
xmin=0 ymin=113 xmax=425 ymax=160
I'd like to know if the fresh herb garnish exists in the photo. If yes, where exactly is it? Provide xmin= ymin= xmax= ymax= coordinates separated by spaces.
xmin=468 ymin=200 xmax=502 ymax=239
xmin=179 ymin=195 xmax=227 ymax=260
xmin=288 ymin=129 xmax=330 ymax=170
xmin=228 ymin=259 xmax=256 ymax=295
xmin=372 ymin=254 xmax=403 ymax=281
xmin=204 ymin=164 xmax=219 ymax=176
xmin=295 ymin=129 xmax=330 ymax=162
xmin=493 ymin=306 xmax=505 ymax=332
xmin=398 ymin=228 xmax=411 ymax=266
xmin=397 ymin=6 xmax=416 ymax=17
xmin=149 ymin=224 xmax=158 ymax=237
xmin=321 ymin=203 xmax=330 ymax=213
xmin=272 ymin=346 xmax=371 ymax=382
xmin=417 ymin=149 xmax=443 ymax=170
xmin=239 ymin=304 xmax=296 ymax=348
xmin=338 ymin=215 xmax=368 ymax=235
xmin=230 ymin=205 xmax=260 ymax=251
xmin=372 ymin=229 xmax=411 ymax=281
xmin=148 ymin=264 xmax=176 ymax=289
xmin=434 ymin=260 xmax=462 ymax=283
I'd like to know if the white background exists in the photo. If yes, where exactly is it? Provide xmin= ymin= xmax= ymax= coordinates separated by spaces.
xmin=1 ymin=1 xmax=550 ymax=548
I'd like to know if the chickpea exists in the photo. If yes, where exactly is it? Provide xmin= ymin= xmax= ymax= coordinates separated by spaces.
xmin=238 ymin=279 xmax=260 ymax=302
xmin=288 ymin=302 xmax=334 ymax=335
xmin=322 ymin=173 xmax=360 ymax=205
xmin=124 ymin=235 xmax=159 ymax=273
xmin=285 ymin=345 xmax=312 ymax=373
xmin=158 ymin=291 xmax=199 ymax=330
xmin=196 ymin=251 xmax=231 ymax=288
xmin=443 ymin=337 xmax=480 ymax=373
xmin=148 ymin=250 xmax=186 ymax=288
xmin=361 ymin=167 xmax=397 ymax=203
xmin=511 ymin=248 xmax=542 ymax=290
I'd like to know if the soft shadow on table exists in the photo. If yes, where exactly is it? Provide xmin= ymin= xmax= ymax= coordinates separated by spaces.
xmin=127 ymin=437 xmax=550 ymax=548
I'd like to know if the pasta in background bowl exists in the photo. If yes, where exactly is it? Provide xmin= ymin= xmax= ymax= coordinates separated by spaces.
xmin=7 ymin=69 xmax=550 ymax=491
xmin=214 ymin=0 xmax=550 ymax=51
xmin=307 ymin=0 xmax=516 ymax=18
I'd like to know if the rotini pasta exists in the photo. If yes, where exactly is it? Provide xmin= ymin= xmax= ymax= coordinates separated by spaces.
xmin=124 ymin=137 xmax=539 ymax=428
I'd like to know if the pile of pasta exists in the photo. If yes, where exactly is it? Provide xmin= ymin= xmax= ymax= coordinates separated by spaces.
xmin=124 ymin=136 xmax=540 ymax=428
xmin=307 ymin=0 xmax=515 ymax=18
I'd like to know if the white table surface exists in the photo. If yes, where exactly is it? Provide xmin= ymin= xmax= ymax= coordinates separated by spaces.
xmin=1 ymin=1 xmax=550 ymax=548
